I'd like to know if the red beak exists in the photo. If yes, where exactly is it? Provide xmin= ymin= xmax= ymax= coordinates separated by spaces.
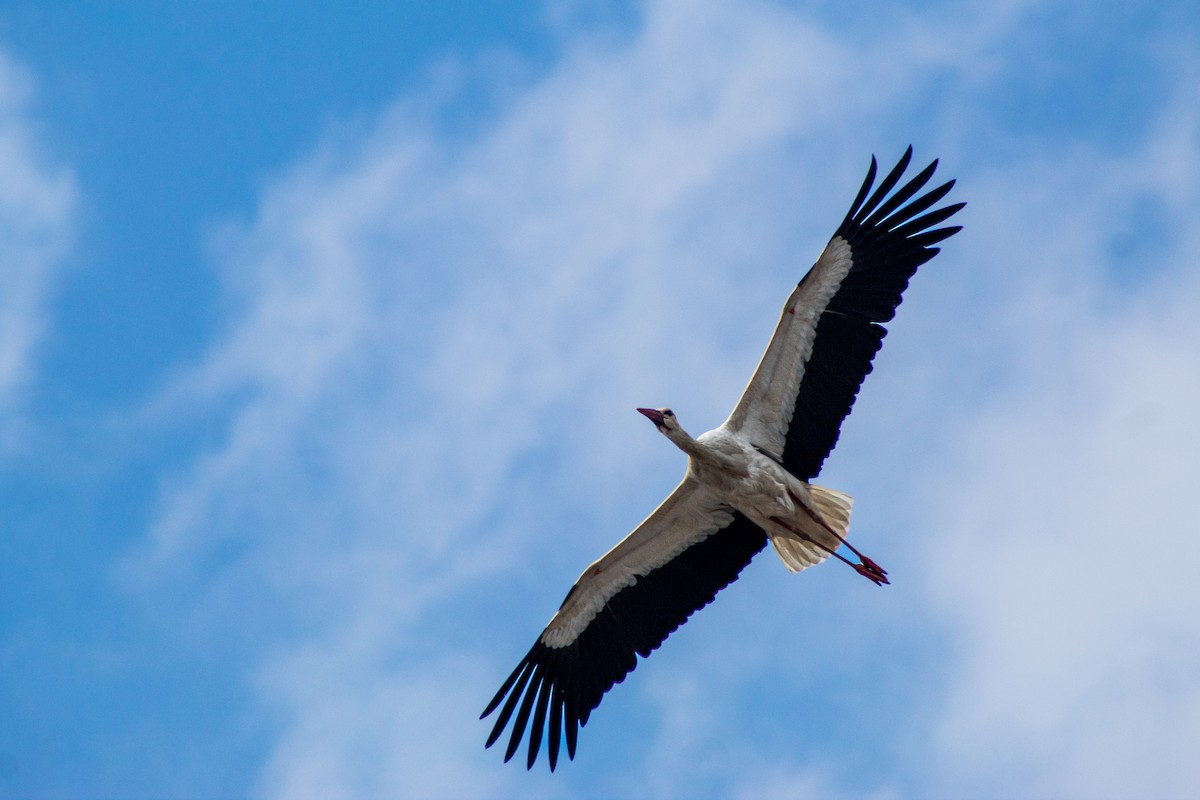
xmin=637 ymin=407 xmax=666 ymax=425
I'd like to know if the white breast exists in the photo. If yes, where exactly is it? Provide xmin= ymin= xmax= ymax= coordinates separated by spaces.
xmin=689 ymin=428 xmax=793 ymax=517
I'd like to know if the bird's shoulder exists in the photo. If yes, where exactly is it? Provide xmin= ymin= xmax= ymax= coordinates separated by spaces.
xmin=696 ymin=425 xmax=748 ymax=455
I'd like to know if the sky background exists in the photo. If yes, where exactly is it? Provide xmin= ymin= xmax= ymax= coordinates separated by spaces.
xmin=1 ymin=1 xmax=1199 ymax=798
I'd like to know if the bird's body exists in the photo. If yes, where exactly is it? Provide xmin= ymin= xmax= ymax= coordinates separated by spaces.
xmin=663 ymin=423 xmax=851 ymax=571
xmin=483 ymin=147 xmax=964 ymax=770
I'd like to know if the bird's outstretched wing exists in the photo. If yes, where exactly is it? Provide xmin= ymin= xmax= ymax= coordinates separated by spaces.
xmin=481 ymin=479 xmax=767 ymax=770
xmin=724 ymin=146 xmax=964 ymax=479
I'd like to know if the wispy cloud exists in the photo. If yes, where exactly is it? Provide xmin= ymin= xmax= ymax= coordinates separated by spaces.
xmin=0 ymin=50 xmax=76 ymax=448
xmin=120 ymin=1 xmax=1200 ymax=797
xmin=917 ymin=80 xmax=1200 ymax=799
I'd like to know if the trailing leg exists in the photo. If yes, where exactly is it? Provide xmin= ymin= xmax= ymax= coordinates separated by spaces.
xmin=779 ymin=484 xmax=889 ymax=585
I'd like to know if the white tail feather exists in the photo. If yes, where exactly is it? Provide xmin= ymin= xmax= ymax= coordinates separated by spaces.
xmin=769 ymin=485 xmax=853 ymax=573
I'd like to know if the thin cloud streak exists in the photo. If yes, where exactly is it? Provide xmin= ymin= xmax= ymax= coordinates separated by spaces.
xmin=0 ymin=50 xmax=76 ymax=448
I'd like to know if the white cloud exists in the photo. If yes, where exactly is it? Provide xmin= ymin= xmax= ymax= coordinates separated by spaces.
xmin=0 ymin=50 xmax=76 ymax=447
xmin=915 ymin=74 xmax=1200 ymax=800
xmin=124 ymin=1 xmax=1200 ymax=798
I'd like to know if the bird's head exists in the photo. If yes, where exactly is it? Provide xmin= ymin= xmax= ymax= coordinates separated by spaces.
xmin=636 ymin=407 xmax=679 ymax=435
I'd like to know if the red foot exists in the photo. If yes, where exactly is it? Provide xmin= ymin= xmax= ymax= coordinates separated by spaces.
xmin=860 ymin=555 xmax=888 ymax=578
xmin=854 ymin=561 xmax=890 ymax=586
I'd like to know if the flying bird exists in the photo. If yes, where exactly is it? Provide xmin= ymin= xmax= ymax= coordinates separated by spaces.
xmin=482 ymin=147 xmax=964 ymax=770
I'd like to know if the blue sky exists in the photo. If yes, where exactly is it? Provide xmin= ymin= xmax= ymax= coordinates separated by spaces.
xmin=2 ymin=2 xmax=1199 ymax=798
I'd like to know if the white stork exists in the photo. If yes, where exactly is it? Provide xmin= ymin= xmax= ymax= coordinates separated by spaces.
xmin=482 ymin=147 xmax=964 ymax=770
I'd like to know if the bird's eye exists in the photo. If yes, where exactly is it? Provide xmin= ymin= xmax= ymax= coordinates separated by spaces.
xmin=663 ymin=409 xmax=674 ymax=417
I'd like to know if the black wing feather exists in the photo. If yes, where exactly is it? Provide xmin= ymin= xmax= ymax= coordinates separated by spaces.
xmin=781 ymin=148 xmax=963 ymax=480
xmin=854 ymin=145 xmax=913 ymax=224
xmin=482 ymin=514 xmax=767 ymax=770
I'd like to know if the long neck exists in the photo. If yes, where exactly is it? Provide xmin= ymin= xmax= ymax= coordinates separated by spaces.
xmin=665 ymin=425 xmax=703 ymax=458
